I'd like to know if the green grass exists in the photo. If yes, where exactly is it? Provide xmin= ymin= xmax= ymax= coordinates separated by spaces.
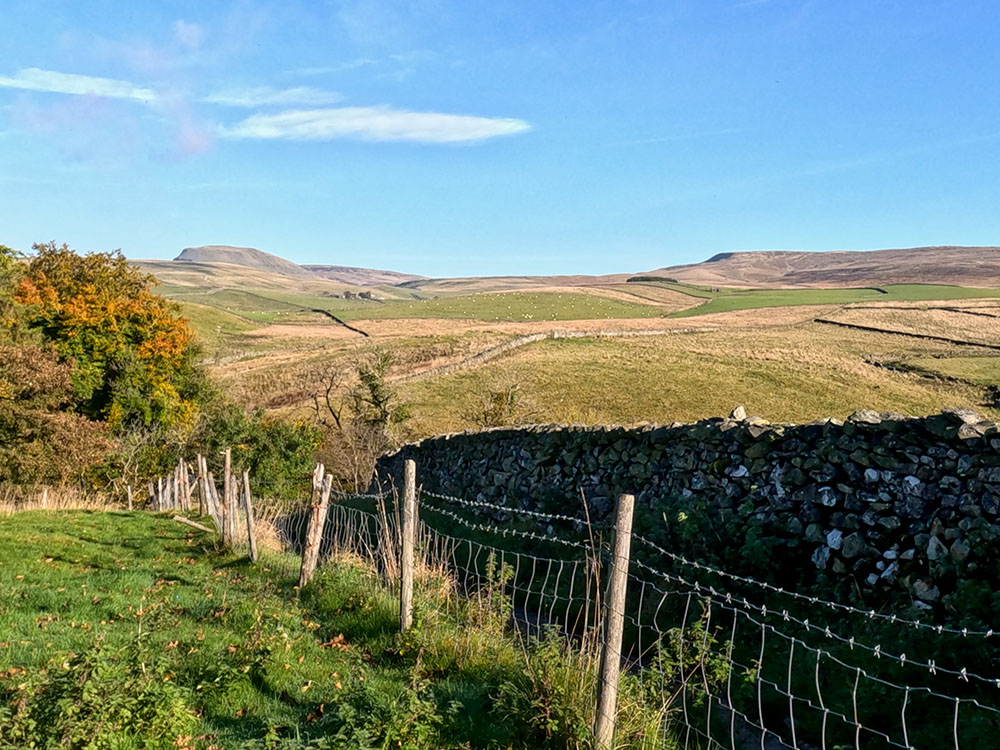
xmin=905 ymin=355 xmax=1000 ymax=385
xmin=335 ymin=292 xmax=666 ymax=322
xmin=668 ymin=284 xmax=1000 ymax=317
xmin=168 ymin=288 xmax=667 ymax=323
xmin=0 ymin=512 xmax=364 ymax=747
xmin=240 ymin=289 xmax=388 ymax=313
xmin=0 ymin=512 xmax=666 ymax=749
xmin=238 ymin=290 xmax=667 ymax=322
xmin=177 ymin=302 xmax=258 ymax=348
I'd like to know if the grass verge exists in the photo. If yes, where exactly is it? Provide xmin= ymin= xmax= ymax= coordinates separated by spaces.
xmin=0 ymin=511 xmax=674 ymax=749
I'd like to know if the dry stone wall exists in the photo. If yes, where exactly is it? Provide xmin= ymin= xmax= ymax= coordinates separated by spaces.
xmin=376 ymin=407 xmax=1000 ymax=614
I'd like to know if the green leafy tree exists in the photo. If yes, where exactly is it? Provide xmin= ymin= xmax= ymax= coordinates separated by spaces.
xmin=0 ymin=244 xmax=25 ymax=339
xmin=351 ymin=350 xmax=411 ymax=435
xmin=190 ymin=402 xmax=321 ymax=502
xmin=14 ymin=242 xmax=209 ymax=430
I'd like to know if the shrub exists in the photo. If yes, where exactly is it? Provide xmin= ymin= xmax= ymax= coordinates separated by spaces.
xmin=189 ymin=401 xmax=322 ymax=503
xmin=496 ymin=628 xmax=597 ymax=749
xmin=14 ymin=242 xmax=209 ymax=430
xmin=0 ymin=343 xmax=112 ymax=485
xmin=0 ymin=634 xmax=199 ymax=749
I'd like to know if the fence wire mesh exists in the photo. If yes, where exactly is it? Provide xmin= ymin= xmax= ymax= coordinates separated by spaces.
xmin=145 ymin=460 xmax=1000 ymax=750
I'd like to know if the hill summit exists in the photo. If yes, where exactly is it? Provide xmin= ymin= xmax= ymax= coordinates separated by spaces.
xmin=651 ymin=246 xmax=1000 ymax=288
xmin=176 ymin=245 xmax=312 ymax=278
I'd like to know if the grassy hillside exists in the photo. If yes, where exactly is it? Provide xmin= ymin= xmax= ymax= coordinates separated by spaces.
xmin=335 ymin=291 xmax=667 ymax=322
xmin=668 ymin=284 xmax=1000 ymax=318
xmin=163 ymin=286 xmax=672 ymax=324
xmin=0 ymin=511 xmax=660 ymax=749
xmin=906 ymin=355 xmax=1000 ymax=385
xmin=399 ymin=324 xmax=998 ymax=435
xmin=176 ymin=301 xmax=258 ymax=349
xmin=650 ymin=246 xmax=1000 ymax=288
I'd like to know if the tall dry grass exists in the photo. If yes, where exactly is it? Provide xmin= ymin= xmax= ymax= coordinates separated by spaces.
xmin=0 ymin=485 xmax=119 ymax=515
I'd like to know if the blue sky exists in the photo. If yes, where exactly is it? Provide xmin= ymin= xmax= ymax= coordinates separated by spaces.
xmin=2 ymin=1 xmax=1000 ymax=277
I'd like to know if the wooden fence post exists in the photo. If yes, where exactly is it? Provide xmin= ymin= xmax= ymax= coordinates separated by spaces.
xmin=196 ymin=454 xmax=205 ymax=517
xmin=593 ymin=493 xmax=635 ymax=749
xmin=157 ymin=477 xmax=164 ymax=511
xmin=127 ymin=484 xmax=134 ymax=511
xmin=222 ymin=448 xmax=232 ymax=547
xmin=298 ymin=465 xmax=331 ymax=588
xmin=199 ymin=455 xmax=211 ymax=520
xmin=242 ymin=470 xmax=258 ymax=563
xmin=206 ymin=471 xmax=221 ymax=531
xmin=400 ymin=459 xmax=417 ymax=632
xmin=181 ymin=460 xmax=190 ymax=512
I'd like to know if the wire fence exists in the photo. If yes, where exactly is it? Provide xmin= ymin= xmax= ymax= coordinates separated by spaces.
xmin=144 ymin=456 xmax=1000 ymax=750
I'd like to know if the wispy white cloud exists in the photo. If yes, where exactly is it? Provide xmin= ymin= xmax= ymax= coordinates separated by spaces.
xmin=0 ymin=67 xmax=156 ymax=102
xmin=296 ymin=58 xmax=380 ymax=76
xmin=203 ymin=86 xmax=343 ymax=107
xmin=218 ymin=106 xmax=531 ymax=143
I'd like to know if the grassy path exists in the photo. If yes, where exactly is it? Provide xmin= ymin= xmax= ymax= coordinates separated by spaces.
xmin=0 ymin=511 xmax=601 ymax=749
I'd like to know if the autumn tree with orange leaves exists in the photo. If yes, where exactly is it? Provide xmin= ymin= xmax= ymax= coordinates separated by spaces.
xmin=14 ymin=242 xmax=209 ymax=430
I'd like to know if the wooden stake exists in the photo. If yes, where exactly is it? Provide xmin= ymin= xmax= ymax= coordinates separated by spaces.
xmin=593 ymin=493 xmax=635 ymax=749
xmin=222 ymin=448 xmax=232 ymax=546
xmin=199 ymin=455 xmax=211 ymax=520
xmin=399 ymin=459 xmax=417 ymax=632
xmin=298 ymin=464 xmax=331 ymax=588
xmin=180 ymin=461 xmax=188 ymax=512
xmin=206 ymin=471 xmax=221 ymax=531
xmin=127 ymin=484 xmax=134 ymax=512
xmin=196 ymin=454 xmax=205 ymax=517
xmin=242 ymin=470 xmax=258 ymax=563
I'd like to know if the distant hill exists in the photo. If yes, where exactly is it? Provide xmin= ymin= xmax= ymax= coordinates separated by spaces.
xmin=173 ymin=245 xmax=425 ymax=287
xmin=648 ymin=246 xmax=1000 ymax=288
xmin=176 ymin=245 xmax=312 ymax=278
xmin=163 ymin=243 xmax=1000 ymax=293
xmin=303 ymin=265 xmax=425 ymax=286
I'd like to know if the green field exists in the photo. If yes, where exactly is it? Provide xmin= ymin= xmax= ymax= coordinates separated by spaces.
xmin=176 ymin=302 xmax=258 ymax=348
xmin=906 ymin=355 xmax=1000 ymax=385
xmin=334 ymin=291 xmax=666 ymax=322
xmin=164 ymin=280 xmax=1000 ymax=327
xmin=166 ymin=287 xmax=668 ymax=323
xmin=0 ymin=511 xmax=662 ymax=749
xmin=668 ymin=284 xmax=1000 ymax=318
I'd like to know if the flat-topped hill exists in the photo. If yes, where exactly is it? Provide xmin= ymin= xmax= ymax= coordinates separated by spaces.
xmin=650 ymin=246 xmax=1000 ymax=288
xmin=176 ymin=244 xmax=313 ymax=278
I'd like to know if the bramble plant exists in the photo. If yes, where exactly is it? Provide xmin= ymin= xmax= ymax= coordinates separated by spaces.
xmin=0 ymin=632 xmax=199 ymax=749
